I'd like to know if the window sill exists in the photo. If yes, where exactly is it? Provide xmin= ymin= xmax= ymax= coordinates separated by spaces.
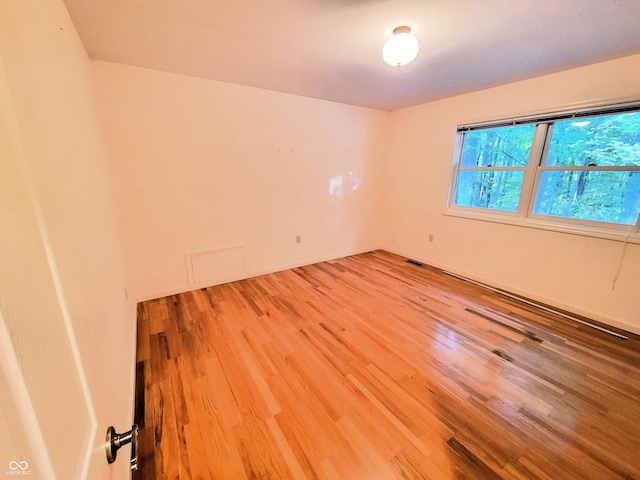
xmin=443 ymin=208 xmax=640 ymax=244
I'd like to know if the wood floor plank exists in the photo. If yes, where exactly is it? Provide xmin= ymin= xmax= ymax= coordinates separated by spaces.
xmin=133 ymin=250 xmax=640 ymax=480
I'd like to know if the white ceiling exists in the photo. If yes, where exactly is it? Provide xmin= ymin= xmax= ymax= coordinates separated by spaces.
xmin=63 ymin=0 xmax=640 ymax=111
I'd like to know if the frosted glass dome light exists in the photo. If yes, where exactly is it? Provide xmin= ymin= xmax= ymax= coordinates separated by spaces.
xmin=382 ymin=26 xmax=419 ymax=66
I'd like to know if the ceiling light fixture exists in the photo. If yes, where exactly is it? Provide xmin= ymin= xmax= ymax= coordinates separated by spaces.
xmin=382 ymin=26 xmax=419 ymax=67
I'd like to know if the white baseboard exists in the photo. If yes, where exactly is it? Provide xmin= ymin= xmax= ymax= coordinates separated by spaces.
xmin=133 ymin=246 xmax=638 ymax=337
xmin=134 ymin=246 xmax=382 ymax=303
xmin=382 ymin=247 xmax=640 ymax=337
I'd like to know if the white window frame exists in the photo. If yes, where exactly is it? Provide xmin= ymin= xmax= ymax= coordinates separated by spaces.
xmin=446 ymin=102 xmax=640 ymax=244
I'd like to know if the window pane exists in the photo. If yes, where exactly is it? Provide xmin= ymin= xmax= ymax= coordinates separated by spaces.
xmin=454 ymin=170 xmax=524 ymax=211
xmin=546 ymin=112 xmax=640 ymax=167
xmin=533 ymin=170 xmax=640 ymax=225
xmin=461 ymin=125 xmax=535 ymax=167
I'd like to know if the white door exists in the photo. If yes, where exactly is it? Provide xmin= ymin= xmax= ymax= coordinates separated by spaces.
xmin=0 ymin=70 xmax=96 ymax=479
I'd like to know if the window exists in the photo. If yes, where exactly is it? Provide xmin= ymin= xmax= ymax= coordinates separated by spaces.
xmin=448 ymin=104 xmax=640 ymax=240
xmin=454 ymin=124 xmax=534 ymax=212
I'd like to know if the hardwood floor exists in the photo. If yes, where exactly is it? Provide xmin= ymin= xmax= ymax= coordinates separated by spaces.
xmin=132 ymin=250 xmax=640 ymax=479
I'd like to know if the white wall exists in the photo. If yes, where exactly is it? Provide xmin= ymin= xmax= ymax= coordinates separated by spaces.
xmin=2 ymin=2 xmax=635 ymax=476
xmin=1 ymin=1 xmax=134 ymax=478
xmin=92 ymin=62 xmax=388 ymax=300
xmin=90 ymin=50 xmax=639 ymax=334
xmin=383 ymin=54 xmax=640 ymax=334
